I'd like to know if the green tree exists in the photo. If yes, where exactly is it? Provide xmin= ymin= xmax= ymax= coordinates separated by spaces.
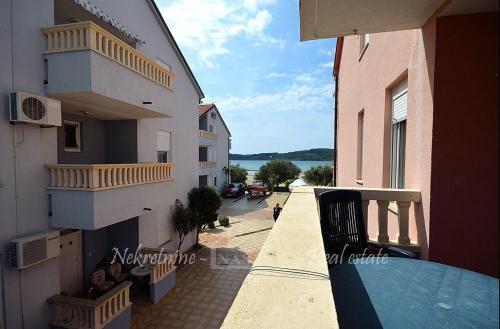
xmin=188 ymin=187 xmax=222 ymax=242
xmin=303 ymin=165 xmax=333 ymax=186
xmin=172 ymin=199 xmax=199 ymax=258
xmin=228 ymin=165 xmax=248 ymax=184
xmin=254 ymin=160 xmax=301 ymax=191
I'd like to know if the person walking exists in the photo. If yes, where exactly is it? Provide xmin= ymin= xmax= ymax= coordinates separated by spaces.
xmin=273 ymin=203 xmax=282 ymax=221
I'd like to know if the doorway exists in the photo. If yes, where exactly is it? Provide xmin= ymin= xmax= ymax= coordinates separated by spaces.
xmin=59 ymin=230 xmax=83 ymax=295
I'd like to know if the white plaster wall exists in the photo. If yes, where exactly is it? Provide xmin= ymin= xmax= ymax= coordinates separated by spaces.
xmin=0 ymin=1 xmax=203 ymax=327
xmin=88 ymin=0 xmax=201 ymax=251
xmin=0 ymin=1 xmax=61 ymax=328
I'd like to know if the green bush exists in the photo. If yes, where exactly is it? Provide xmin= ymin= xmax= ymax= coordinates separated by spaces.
xmin=207 ymin=221 xmax=216 ymax=229
xmin=218 ymin=215 xmax=230 ymax=227
xmin=303 ymin=165 xmax=333 ymax=186
xmin=255 ymin=160 xmax=301 ymax=191
xmin=172 ymin=199 xmax=199 ymax=254
xmin=188 ymin=186 xmax=222 ymax=227
xmin=227 ymin=165 xmax=248 ymax=184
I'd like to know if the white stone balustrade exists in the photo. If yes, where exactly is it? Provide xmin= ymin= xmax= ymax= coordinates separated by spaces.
xmin=199 ymin=161 xmax=217 ymax=169
xmin=46 ymin=163 xmax=174 ymax=191
xmin=315 ymin=187 xmax=421 ymax=251
xmin=198 ymin=130 xmax=217 ymax=140
xmin=42 ymin=21 xmax=174 ymax=89
xmin=48 ymin=281 xmax=131 ymax=329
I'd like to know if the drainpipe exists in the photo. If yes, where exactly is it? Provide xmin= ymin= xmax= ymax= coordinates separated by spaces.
xmin=332 ymin=37 xmax=344 ymax=187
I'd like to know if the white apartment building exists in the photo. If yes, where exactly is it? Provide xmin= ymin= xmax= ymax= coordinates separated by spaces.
xmin=198 ymin=104 xmax=231 ymax=193
xmin=0 ymin=0 xmax=204 ymax=328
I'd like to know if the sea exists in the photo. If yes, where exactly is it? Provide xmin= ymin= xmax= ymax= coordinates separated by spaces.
xmin=230 ymin=160 xmax=333 ymax=174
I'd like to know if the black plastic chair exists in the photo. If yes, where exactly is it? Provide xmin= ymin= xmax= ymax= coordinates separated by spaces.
xmin=318 ymin=190 xmax=416 ymax=266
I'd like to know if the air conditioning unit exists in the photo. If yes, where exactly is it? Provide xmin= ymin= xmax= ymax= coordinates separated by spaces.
xmin=9 ymin=91 xmax=61 ymax=126
xmin=9 ymin=231 xmax=60 ymax=270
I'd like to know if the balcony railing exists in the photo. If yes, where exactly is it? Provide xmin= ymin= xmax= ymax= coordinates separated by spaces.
xmin=199 ymin=130 xmax=217 ymax=140
xmin=46 ymin=163 xmax=174 ymax=191
xmin=314 ymin=187 xmax=421 ymax=251
xmin=41 ymin=21 xmax=174 ymax=89
xmin=48 ymin=281 xmax=132 ymax=329
xmin=221 ymin=186 xmax=423 ymax=329
xmin=199 ymin=161 xmax=216 ymax=169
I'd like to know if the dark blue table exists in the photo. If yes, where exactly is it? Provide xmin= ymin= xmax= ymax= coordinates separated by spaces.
xmin=330 ymin=258 xmax=499 ymax=329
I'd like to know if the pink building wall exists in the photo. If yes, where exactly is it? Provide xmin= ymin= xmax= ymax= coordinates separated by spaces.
xmin=335 ymin=12 xmax=499 ymax=276
xmin=429 ymin=13 xmax=499 ymax=277
xmin=336 ymin=19 xmax=436 ymax=259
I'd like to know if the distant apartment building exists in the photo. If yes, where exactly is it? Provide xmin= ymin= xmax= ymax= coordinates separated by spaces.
xmin=308 ymin=3 xmax=498 ymax=275
xmin=198 ymin=104 xmax=231 ymax=193
xmin=0 ymin=0 xmax=204 ymax=328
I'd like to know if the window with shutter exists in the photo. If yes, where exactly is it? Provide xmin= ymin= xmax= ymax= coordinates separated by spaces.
xmin=390 ymin=80 xmax=408 ymax=189
xmin=157 ymin=130 xmax=171 ymax=163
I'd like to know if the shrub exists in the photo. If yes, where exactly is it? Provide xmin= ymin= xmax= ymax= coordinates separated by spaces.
xmin=226 ymin=165 xmax=248 ymax=184
xmin=218 ymin=215 xmax=230 ymax=227
xmin=207 ymin=221 xmax=216 ymax=229
xmin=172 ymin=199 xmax=199 ymax=255
xmin=255 ymin=160 xmax=301 ymax=191
xmin=188 ymin=187 xmax=222 ymax=241
xmin=303 ymin=165 xmax=333 ymax=186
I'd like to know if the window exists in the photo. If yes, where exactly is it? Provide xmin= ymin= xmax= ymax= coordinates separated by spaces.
xmin=64 ymin=120 xmax=81 ymax=152
xmin=157 ymin=131 xmax=171 ymax=163
xmin=390 ymin=80 xmax=408 ymax=189
xmin=359 ymin=34 xmax=369 ymax=58
xmin=208 ymin=124 xmax=216 ymax=133
xmin=357 ymin=110 xmax=364 ymax=182
xmin=214 ymin=176 xmax=217 ymax=187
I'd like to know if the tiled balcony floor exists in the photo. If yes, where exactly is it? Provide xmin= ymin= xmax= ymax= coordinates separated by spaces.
xmin=131 ymin=193 xmax=289 ymax=329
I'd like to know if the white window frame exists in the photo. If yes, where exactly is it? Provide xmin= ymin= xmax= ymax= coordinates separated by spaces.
xmin=390 ymin=80 xmax=408 ymax=189
xmin=63 ymin=120 xmax=81 ymax=153
xmin=157 ymin=130 xmax=172 ymax=163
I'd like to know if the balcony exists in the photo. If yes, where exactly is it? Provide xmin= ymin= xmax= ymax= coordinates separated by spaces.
xmin=47 ymin=163 xmax=174 ymax=230
xmin=42 ymin=21 xmax=175 ymax=120
xmin=221 ymin=186 xmax=422 ymax=329
xmin=48 ymin=281 xmax=132 ymax=329
xmin=199 ymin=130 xmax=217 ymax=147
xmin=199 ymin=161 xmax=216 ymax=169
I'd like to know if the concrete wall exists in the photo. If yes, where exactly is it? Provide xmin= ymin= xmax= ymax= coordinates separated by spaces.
xmin=104 ymin=120 xmax=138 ymax=163
xmin=57 ymin=113 xmax=106 ymax=164
xmin=82 ymin=217 xmax=138 ymax=289
xmin=57 ymin=113 xmax=137 ymax=164
xmin=337 ymin=12 xmax=499 ymax=276
xmin=0 ymin=1 xmax=61 ymax=328
xmin=336 ymin=21 xmax=435 ymax=258
xmin=429 ymin=13 xmax=499 ymax=277
xmin=88 ymin=0 xmax=200 ymax=251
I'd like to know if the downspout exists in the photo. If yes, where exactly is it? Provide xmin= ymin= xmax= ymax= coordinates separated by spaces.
xmin=333 ymin=37 xmax=344 ymax=187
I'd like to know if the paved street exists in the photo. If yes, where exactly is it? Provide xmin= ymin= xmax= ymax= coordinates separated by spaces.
xmin=132 ymin=192 xmax=289 ymax=329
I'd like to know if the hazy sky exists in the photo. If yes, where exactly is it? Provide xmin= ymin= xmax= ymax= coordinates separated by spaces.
xmin=157 ymin=0 xmax=336 ymax=154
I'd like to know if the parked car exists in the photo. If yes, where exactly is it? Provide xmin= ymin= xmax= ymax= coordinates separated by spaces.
xmin=248 ymin=180 xmax=268 ymax=197
xmin=223 ymin=183 xmax=246 ymax=197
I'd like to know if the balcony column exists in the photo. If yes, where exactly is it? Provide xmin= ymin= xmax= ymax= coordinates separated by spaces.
xmin=361 ymin=200 xmax=369 ymax=238
xmin=376 ymin=201 xmax=390 ymax=243
xmin=396 ymin=201 xmax=411 ymax=245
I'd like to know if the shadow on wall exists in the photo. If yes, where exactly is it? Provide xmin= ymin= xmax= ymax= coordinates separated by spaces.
xmin=82 ymin=217 xmax=139 ymax=289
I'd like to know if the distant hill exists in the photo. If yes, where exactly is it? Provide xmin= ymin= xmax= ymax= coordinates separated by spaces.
xmin=230 ymin=148 xmax=333 ymax=161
